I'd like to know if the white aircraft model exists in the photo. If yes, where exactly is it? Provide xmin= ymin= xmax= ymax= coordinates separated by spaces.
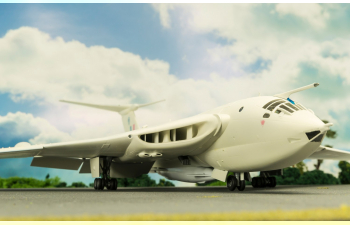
xmin=1 ymin=83 xmax=350 ymax=191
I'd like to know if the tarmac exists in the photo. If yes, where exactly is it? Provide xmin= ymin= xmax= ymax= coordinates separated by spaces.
xmin=0 ymin=185 xmax=349 ymax=219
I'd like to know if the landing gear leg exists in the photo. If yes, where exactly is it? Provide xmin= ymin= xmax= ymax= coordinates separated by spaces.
xmin=237 ymin=173 xmax=245 ymax=191
xmin=93 ymin=157 xmax=118 ymax=191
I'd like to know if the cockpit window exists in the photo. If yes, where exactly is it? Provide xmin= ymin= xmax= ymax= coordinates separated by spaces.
xmin=295 ymin=104 xmax=303 ymax=110
xmin=263 ymin=113 xmax=270 ymax=118
xmin=279 ymin=104 xmax=294 ymax=113
xmin=297 ymin=103 xmax=306 ymax=110
xmin=275 ymin=109 xmax=281 ymax=114
xmin=267 ymin=100 xmax=285 ymax=111
xmin=262 ymin=99 xmax=280 ymax=109
xmin=286 ymin=103 xmax=299 ymax=111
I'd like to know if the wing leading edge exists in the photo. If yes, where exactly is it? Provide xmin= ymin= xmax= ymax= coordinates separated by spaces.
xmin=307 ymin=146 xmax=350 ymax=160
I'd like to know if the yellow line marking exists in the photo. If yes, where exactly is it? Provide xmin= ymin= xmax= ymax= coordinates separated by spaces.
xmin=1 ymin=205 xmax=350 ymax=221
xmin=317 ymin=187 xmax=329 ymax=189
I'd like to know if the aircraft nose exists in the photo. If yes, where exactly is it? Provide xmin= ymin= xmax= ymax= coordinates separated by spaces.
xmin=303 ymin=119 xmax=331 ymax=142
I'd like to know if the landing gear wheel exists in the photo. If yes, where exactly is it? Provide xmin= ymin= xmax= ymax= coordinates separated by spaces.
xmin=256 ymin=177 xmax=266 ymax=188
xmin=111 ymin=179 xmax=118 ymax=190
xmin=268 ymin=177 xmax=276 ymax=187
xmin=94 ymin=178 xmax=103 ymax=190
xmin=227 ymin=175 xmax=238 ymax=191
xmin=237 ymin=180 xmax=246 ymax=191
xmin=100 ymin=179 xmax=105 ymax=190
xmin=252 ymin=177 xmax=258 ymax=188
xmin=94 ymin=178 xmax=98 ymax=190
xmin=106 ymin=180 xmax=112 ymax=190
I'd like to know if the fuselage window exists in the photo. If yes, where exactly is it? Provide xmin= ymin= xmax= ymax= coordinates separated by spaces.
xmin=263 ymin=99 xmax=280 ymax=109
xmin=267 ymin=100 xmax=285 ymax=111
xmin=280 ymin=104 xmax=294 ymax=113
xmin=239 ymin=107 xmax=244 ymax=112
xmin=263 ymin=113 xmax=270 ymax=118
xmin=286 ymin=103 xmax=299 ymax=111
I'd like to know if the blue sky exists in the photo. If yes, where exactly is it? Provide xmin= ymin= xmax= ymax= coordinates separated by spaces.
xmin=1 ymin=3 xmax=350 ymax=185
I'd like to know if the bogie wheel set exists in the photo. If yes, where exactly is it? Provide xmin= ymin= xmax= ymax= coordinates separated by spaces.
xmin=93 ymin=157 xmax=118 ymax=191
xmin=94 ymin=178 xmax=118 ymax=190
xmin=226 ymin=172 xmax=277 ymax=191
xmin=251 ymin=176 xmax=276 ymax=188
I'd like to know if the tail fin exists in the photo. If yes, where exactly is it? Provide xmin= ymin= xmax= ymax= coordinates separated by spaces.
xmin=60 ymin=99 xmax=165 ymax=132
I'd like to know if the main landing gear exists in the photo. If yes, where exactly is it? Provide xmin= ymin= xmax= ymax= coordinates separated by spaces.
xmin=93 ymin=157 xmax=118 ymax=191
xmin=226 ymin=172 xmax=277 ymax=191
xmin=251 ymin=176 xmax=276 ymax=188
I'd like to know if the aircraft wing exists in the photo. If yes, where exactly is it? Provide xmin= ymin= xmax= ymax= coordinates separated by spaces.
xmin=307 ymin=145 xmax=350 ymax=160
xmin=0 ymin=134 xmax=132 ymax=159
xmin=0 ymin=113 xmax=230 ymax=162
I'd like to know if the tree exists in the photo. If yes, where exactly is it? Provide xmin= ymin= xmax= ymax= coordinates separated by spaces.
xmin=0 ymin=176 xmax=61 ymax=188
xmin=276 ymin=167 xmax=340 ymax=185
xmin=296 ymin=161 xmax=308 ymax=175
xmin=338 ymin=161 xmax=350 ymax=184
xmin=297 ymin=170 xmax=340 ymax=185
xmin=276 ymin=167 xmax=301 ymax=185
xmin=117 ymin=174 xmax=174 ymax=187
xmin=70 ymin=182 xmax=87 ymax=188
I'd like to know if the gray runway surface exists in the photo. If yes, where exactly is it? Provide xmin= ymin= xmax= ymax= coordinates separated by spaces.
xmin=0 ymin=185 xmax=349 ymax=217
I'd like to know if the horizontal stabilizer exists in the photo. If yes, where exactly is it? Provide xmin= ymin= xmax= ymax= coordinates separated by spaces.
xmin=60 ymin=99 xmax=165 ymax=132
xmin=60 ymin=99 xmax=165 ymax=114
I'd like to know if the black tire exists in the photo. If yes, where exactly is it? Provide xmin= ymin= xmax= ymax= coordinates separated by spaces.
xmin=100 ymin=179 xmax=105 ymax=190
xmin=95 ymin=178 xmax=102 ymax=190
xmin=261 ymin=177 xmax=266 ymax=188
xmin=237 ymin=180 xmax=245 ymax=191
xmin=227 ymin=175 xmax=238 ymax=191
xmin=269 ymin=177 xmax=277 ymax=188
xmin=257 ymin=177 xmax=266 ymax=188
xmin=94 ymin=178 xmax=98 ymax=190
xmin=106 ymin=180 xmax=112 ymax=190
xmin=112 ymin=179 xmax=118 ymax=190
xmin=252 ymin=177 xmax=258 ymax=188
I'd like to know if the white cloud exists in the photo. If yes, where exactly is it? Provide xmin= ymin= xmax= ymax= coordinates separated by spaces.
xmin=152 ymin=4 xmax=174 ymax=28
xmin=0 ymin=112 xmax=72 ymax=146
xmin=275 ymin=4 xmax=329 ymax=29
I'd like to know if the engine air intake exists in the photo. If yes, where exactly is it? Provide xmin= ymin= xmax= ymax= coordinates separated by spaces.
xmin=306 ymin=130 xmax=321 ymax=140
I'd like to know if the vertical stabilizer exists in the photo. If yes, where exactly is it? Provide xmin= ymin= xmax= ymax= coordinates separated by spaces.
xmin=121 ymin=111 xmax=138 ymax=132
xmin=60 ymin=99 xmax=165 ymax=132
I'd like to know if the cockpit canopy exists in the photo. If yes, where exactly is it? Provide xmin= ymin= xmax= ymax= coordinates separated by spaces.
xmin=262 ymin=98 xmax=307 ymax=115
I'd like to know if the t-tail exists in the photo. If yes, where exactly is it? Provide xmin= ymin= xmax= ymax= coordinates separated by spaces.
xmin=59 ymin=99 xmax=165 ymax=132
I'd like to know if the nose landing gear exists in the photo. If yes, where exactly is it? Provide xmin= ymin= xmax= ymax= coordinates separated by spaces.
xmin=227 ymin=172 xmax=248 ymax=192
xmin=93 ymin=157 xmax=118 ymax=191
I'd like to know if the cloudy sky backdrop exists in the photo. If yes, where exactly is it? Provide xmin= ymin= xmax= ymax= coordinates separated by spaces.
xmin=0 ymin=3 xmax=350 ymax=186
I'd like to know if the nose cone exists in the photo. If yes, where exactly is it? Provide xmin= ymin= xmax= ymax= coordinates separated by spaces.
xmin=294 ymin=110 xmax=326 ymax=129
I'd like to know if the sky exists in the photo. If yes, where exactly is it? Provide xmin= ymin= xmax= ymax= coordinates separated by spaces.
xmin=0 ymin=3 xmax=350 ymax=186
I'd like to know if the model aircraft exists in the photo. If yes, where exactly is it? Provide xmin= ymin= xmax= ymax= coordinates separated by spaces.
xmin=1 ymin=83 xmax=350 ymax=191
